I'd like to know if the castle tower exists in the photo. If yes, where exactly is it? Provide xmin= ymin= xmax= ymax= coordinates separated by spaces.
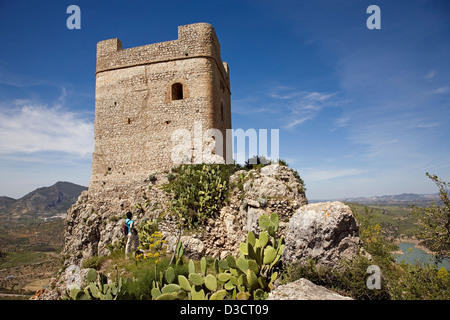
xmin=90 ymin=23 xmax=231 ymax=190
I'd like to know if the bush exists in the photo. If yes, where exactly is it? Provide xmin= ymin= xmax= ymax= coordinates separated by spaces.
xmin=389 ymin=262 xmax=450 ymax=300
xmin=123 ymin=257 xmax=188 ymax=299
xmin=244 ymin=155 xmax=272 ymax=170
xmin=283 ymin=257 xmax=391 ymax=300
xmin=411 ymin=173 xmax=450 ymax=262
xmin=165 ymin=164 xmax=232 ymax=229
xmin=81 ymin=255 xmax=103 ymax=270
xmin=282 ymin=204 xmax=450 ymax=300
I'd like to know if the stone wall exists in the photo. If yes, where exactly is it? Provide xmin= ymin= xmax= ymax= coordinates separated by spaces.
xmin=90 ymin=23 xmax=231 ymax=191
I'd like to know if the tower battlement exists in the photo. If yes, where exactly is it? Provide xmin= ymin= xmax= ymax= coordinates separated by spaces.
xmin=96 ymin=23 xmax=229 ymax=89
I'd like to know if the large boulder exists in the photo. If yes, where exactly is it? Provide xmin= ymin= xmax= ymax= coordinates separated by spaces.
xmin=267 ymin=278 xmax=353 ymax=300
xmin=283 ymin=201 xmax=365 ymax=269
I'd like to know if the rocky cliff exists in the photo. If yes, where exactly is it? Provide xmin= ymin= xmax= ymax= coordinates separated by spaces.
xmin=45 ymin=164 xmax=363 ymax=300
xmin=61 ymin=164 xmax=307 ymax=267
xmin=161 ymin=164 xmax=308 ymax=260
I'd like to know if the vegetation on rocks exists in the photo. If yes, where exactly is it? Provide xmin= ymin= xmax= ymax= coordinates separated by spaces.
xmin=40 ymin=163 xmax=450 ymax=300
xmin=283 ymin=196 xmax=450 ymax=300
xmin=65 ymin=212 xmax=285 ymax=300
xmin=164 ymin=164 xmax=231 ymax=229
xmin=411 ymin=173 xmax=450 ymax=262
xmin=163 ymin=157 xmax=284 ymax=229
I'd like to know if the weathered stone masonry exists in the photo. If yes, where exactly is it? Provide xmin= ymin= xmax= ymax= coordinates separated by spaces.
xmin=91 ymin=23 xmax=232 ymax=191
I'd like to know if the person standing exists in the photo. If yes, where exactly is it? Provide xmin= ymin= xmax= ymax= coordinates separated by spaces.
xmin=124 ymin=211 xmax=139 ymax=258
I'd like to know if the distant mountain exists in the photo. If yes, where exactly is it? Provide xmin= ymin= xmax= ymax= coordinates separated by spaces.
xmin=313 ymin=193 xmax=442 ymax=206
xmin=0 ymin=196 xmax=16 ymax=211
xmin=0 ymin=181 xmax=87 ymax=219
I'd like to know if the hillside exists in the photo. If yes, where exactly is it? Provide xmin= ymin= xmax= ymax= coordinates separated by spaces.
xmin=337 ymin=193 xmax=441 ymax=206
xmin=0 ymin=196 xmax=16 ymax=211
xmin=0 ymin=181 xmax=87 ymax=255
xmin=0 ymin=182 xmax=86 ymax=297
xmin=311 ymin=192 xmax=443 ymax=238
xmin=0 ymin=181 xmax=87 ymax=220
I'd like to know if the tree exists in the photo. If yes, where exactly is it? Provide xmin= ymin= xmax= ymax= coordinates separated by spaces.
xmin=412 ymin=173 xmax=450 ymax=262
xmin=244 ymin=155 xmax=272 ymax=169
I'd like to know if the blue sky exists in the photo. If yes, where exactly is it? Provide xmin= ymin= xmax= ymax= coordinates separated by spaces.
xmin=0 ymin=0 xmax=449 ymax=200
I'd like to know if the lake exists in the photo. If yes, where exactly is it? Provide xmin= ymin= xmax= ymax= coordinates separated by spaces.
xmin=393 ymin=242 xmax=450 ymax=270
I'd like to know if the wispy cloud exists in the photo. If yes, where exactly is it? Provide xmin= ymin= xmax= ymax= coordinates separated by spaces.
xmin=433 ymin=86 xmax=450 ymax=94
xmin=268 ymin=87 xmax=337 ymax=130
xmin=304 ymin=92 xmax=335 ymax=102
xmin=231 ymin=96 xmax=273 ymax=115
xmin=300 ymin=167 xmax=365 ymax=182
xmin=0 ymin=101 xmax=93 ymax=157
xmin=425 ymin=70 xmax=436 ymax=79
xmin=415 ymin=122 xmax=442 ymax=129
xmin=284 ymin=115 xmax=315 ymax=129
xmin=331 ymin=117 xmax=350 ymax=131
xmin=268 ymin=88 xmax=302 ymax=100
xmin=0 ymin=67 xmax=47 ymax=88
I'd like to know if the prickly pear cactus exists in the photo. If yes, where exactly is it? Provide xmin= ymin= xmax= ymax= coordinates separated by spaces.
xmin=67 ymin=268 xmax=124 ymax=300
xmin=162 ymin=213 xmax=285 ymax=300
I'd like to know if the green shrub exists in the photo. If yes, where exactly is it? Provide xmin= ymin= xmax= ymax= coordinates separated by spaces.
xmin=389 ymin=262 xmax=450 ymax=300
xmin=137 ymin=220 xmax=160 ymax=250
xmin=81 ymin=255 xmax=103 ymax=270
xmin=411 ymin=173 xmax=450 ymax=262
xmin=283 ymin=256 xmax=391 ymax=300
xmin=165 ymin=164 xmax=231 ymax=229
xmin=124 ymin=258 xmax=188 ymax=299
xmin=282 ymin=204 xmax=450 ymax=300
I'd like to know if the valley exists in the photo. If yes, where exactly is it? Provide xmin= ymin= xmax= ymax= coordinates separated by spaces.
xmin=0 ymin=181 xmax=86 ymax=299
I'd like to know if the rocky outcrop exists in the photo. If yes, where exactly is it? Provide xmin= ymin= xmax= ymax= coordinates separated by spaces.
xmin=62 ymin=164 xmax=307 ymax=268
xmin=282 ymin=201 xmax=367 ymax=269
xmin=46 ymin=164 xmax=307 ymax=298
xmin=45 ymin=164 xmax=369 ymax=300
xmin=267 ymin=278 xmax=353 ymax=300
xmin=62 ymin=177 xmax=172 ymax=267
xmin=161 ymin=164 xmax=308 ymax=259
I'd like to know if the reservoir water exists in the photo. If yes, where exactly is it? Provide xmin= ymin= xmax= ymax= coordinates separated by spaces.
xmin=393 ymin=242 xmax=450 ymax=270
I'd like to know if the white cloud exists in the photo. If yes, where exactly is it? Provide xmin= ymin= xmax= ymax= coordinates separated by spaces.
xmin=331 ymin=117 xmax=350 ymax=131
xmin=234 ymin=87 xmax=338 ymax=130
xmin=425 ymin=70 xmax=436 ymax=79
xmin=300 ymin=167 xmax=365 ymax=182
xmin=284 ymin=115 xmax=315 ymax=129
xmin=269 ymin=87 xmax=337 ymax=130
xmin=231 ymin=96 xmax=273 ymax=115
xmin=0 ymin=103 xmax=93 ymax=157
xmin=415 ymin=122 xmax=442 ymax=128
xmin=433 ymin=86 xmax=450 ymax=94
xmin=268 ymin=86 xmax=303 ymax=100
xmin=304 ymin=92 xmax=335 ymax=101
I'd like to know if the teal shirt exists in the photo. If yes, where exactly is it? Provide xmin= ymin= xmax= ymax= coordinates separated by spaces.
xmin=125 ymin=218 xmax=134 ymax=234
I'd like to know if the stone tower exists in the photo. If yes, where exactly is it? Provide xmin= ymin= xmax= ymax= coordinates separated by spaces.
xmin=90 ymin=23 xmax=231 ymax=190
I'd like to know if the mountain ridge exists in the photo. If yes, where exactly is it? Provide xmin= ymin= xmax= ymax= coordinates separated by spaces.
xmin=311 ymin=192 xmax=442 ymax=205
xmin=0 ymin=181 xmax=87 ymax=219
